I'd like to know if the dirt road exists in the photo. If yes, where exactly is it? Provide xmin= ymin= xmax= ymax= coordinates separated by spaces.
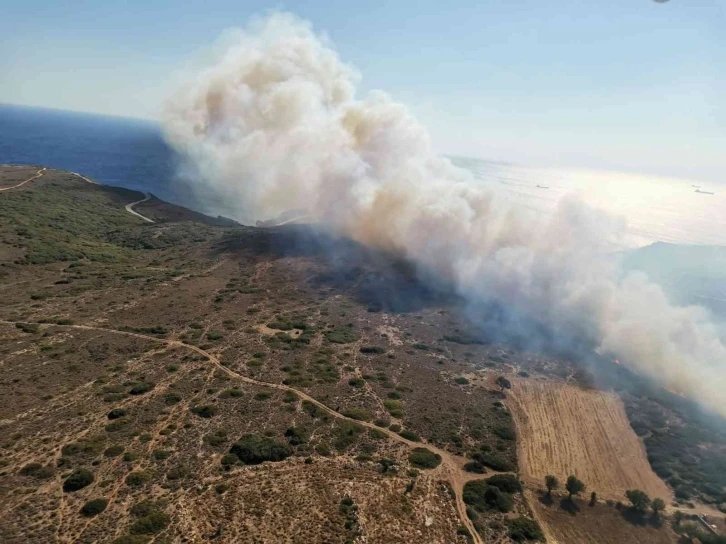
xmin=124 ymin=192 xmax=155 ymax=223
xmin=0 ymin=167 xmax=46 ymax=191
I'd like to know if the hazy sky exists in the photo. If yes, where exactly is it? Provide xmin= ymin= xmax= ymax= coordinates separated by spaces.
xmin=1 ymin=0 xmax=724 ymax=182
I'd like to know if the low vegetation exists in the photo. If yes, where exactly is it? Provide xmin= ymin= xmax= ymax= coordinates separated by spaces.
xmin=229 ymin=434 xmax=292 ymax=465
xmin=463 ymin=480 xmax=514 ymax=513
xmin=80 ymin=498 xmax=108 ymax=517
xmin=63 ymin=469 xmax=94 ymax=492
xmin=506 ymin=517 xmax=544 ymax=542
xmin=408 ymin=448 xmax=441 ymax=469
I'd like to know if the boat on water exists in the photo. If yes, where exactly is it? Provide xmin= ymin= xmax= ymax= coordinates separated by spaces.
xmin=692 ymin=184 xmax=701 ymax=188
xmin=536 ymin=185 xmax=549 ymax=189
xmin=695 ymin=189 xmax=714 ymax=195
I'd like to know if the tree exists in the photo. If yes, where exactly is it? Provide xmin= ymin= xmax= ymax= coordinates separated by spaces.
xmin=496 ymin=376 xmax=512 ymax=392
xmin=485 ymin=474 xmax=522 ymax=493
xmin=565 ymin=475 xmax=585 ymax=499
xmin=625 ymin=489 xmax=651 ymax=512
xmin=80 ymin=498 xmax=108 ymax=517
xmin=545 ymin=475 xmax=559 ymax=496
xmin=63 ymin=468 xmax=94 ymax=492
xmin=590 ymin=491 xmax=597 ymax=506
xmin=673 ymin=510 xmax=684 ymax=526
xmin=229 ymin=434 xmax=292 ymax=465
xmin=651 ymin=498 xmax=666 ymax=517
xmin=409 ymin=448 xmax=442 ymax=469
xmin=506 ymin=517 xmax=545 ymax=542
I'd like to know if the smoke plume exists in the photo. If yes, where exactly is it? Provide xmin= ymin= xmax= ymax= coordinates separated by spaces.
xmin=162 ymin=12 xmax=726 ymax=416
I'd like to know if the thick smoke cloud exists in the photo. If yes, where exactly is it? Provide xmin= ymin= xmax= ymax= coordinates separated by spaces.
xmin=162 ymin=12 xmax=726 ymax=416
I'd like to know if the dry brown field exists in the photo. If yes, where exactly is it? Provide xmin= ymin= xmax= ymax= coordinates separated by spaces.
xmin=509 ymin=378 xmax=672 ymax=502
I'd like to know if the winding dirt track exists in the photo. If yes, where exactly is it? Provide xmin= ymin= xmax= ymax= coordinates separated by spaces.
xmin=0 ymin=319 xmax=486 ymax=543
xmin=0 ymin=167 xmax=46 ymax=191
xmin=124 ymin=192 xmax=155 ymax=223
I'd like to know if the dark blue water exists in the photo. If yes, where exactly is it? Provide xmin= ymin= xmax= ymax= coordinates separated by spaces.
xmin=0 ymin=103 xmax=178 ymax=200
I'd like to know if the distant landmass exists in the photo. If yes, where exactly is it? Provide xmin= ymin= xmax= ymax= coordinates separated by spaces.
xmin=622 ymin=242 xmax=726 ymax=319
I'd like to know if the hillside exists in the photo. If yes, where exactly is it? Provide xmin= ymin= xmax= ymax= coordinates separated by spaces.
xmin=0 ymin=166 xmax=718 ymax=544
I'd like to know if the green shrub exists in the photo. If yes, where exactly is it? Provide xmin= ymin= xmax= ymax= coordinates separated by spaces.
xmin=325 ymin=328 xmax=358 ymax=344
xmin=166 ymin=465 xmax=189 ymax=480
xmin=63 ymin=468 xmax=94 ymax=492
xmin=125 ymin=471 xmax=151 ymax=487
xmin=152 ymin=449 xmax=171 ymax=460
xmin=506 ymin=517 xmax=544 ymax=542
xmin=229 ymin=434 xmax=292 ymax=465
xmin=464 ymin=461 xmax=486 ymax=474
xmin=409 ymin=448 xmax=442 ymax=469
xmin=190 ymin=405 xmax=217 ymax=418
xmin=130 ymin=501 xmax=157 ymax=517
xmin=20 ymin=462 xmax=54 ymax=478
xmin=485 ymin=474 xmax=522 ymax=493
xmin=454 ymin=377 xmax=470 ymax=385
xmin=19 ymin=462 xmax=43 ymax=476
xmin=204 ymin=430 xmax=228 ymax=448
xmin=80 ymin=498 xmax=108 ymax=517
xmin=107 ymin=408 xmax=128 ymax=419
xmin=163 ymin=392 xmax=182 ymax=405
xmin=16 ymin=322 xmax=39 ymax=334
xmin=105 ymin=418 xmax=130 ymax=432
xmin=493 ymin=424 xmax=516 ymax=441
xmin=472 ymin=452 xmax=515 ymax=472
xmin=128 ymin=382 xmax=154 ymax=395
xmin=104 ymin=445 xmax=124 ymax=457
xmin=130 ymin=512 xmax=170 ymax=535
xmin=219 ymin=388 xmax=243 ymax=399
xmin=301 ymin=400 xmax=320 ymax=418
xmin=399 ymin=429 xmax=420 ymax=442
xmin=220 ymin=453 xmax=238 ymax=467
xmin=333 ymin=421 xmax=365 ymax=451
xmin=342 ymin=408 xmax=372 ymax=421
xmin=359 ymin=346 xmax=385 ymax=354
xmin=463 ymin=480 xmax=514 ymax=513
xmin=384 ymin=399 xmax=404 ymax=417
xmin=369 ymin=428 xmax=387 ymax=440
xmin=284 ymin=426 xmax=309 ymax=446
xmin=62 ymin=438 xmax=105 ymax=457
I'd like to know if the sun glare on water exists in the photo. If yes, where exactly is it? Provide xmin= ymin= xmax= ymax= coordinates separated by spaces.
xmin=459 ymin=159 xmax=725 ymax=249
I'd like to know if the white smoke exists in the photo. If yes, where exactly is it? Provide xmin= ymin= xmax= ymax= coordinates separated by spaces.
xmin=162 ymin=12 xmax=726 ymax=416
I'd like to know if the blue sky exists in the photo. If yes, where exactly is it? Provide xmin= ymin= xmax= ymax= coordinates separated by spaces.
xmin=1 ymin=0 xmax=724 ymax=182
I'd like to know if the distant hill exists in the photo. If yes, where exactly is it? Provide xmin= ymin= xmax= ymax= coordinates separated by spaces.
xmin=621 ymin=242 xmax=726 ymax=319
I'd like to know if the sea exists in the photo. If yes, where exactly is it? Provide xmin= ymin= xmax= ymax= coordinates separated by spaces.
xmin=1 ymin=103 xmax=724 ymax=315
xmin=2 ymin=103 xmax=723 ymax=250
xmin=0 ymin=103 xmax=177 ymax=200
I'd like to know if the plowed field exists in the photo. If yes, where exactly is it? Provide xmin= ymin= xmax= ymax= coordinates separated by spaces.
xmin=509 ymin=379 xmax=672 ymax=502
